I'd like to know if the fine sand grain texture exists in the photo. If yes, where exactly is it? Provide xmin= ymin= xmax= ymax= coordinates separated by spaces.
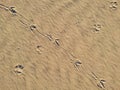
xmin=0 ymin=0 xmax=120 ymax=90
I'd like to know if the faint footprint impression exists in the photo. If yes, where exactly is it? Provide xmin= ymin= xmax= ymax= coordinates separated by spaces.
xmin=14 ymin=64 xmax=24 ymax=75
xmin=73 ymin=60 xmax=82 ymax=71
xmin=91 ymin=72 xmax=106 ymax=89
xmin=109 ymin=1 xmax=118 ymax=10
xmin=36 ymin=45 xmax=44 ymax=54
xmin=93 ymin=23 xmax=102 ymax=32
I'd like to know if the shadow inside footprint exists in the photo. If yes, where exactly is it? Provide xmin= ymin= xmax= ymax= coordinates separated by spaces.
xmin=14 ymin=64 xmax=24 ymax=74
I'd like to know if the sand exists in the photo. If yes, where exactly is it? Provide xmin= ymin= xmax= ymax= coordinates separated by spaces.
xmin=0 ymin=0 xmax=120 ymax=90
